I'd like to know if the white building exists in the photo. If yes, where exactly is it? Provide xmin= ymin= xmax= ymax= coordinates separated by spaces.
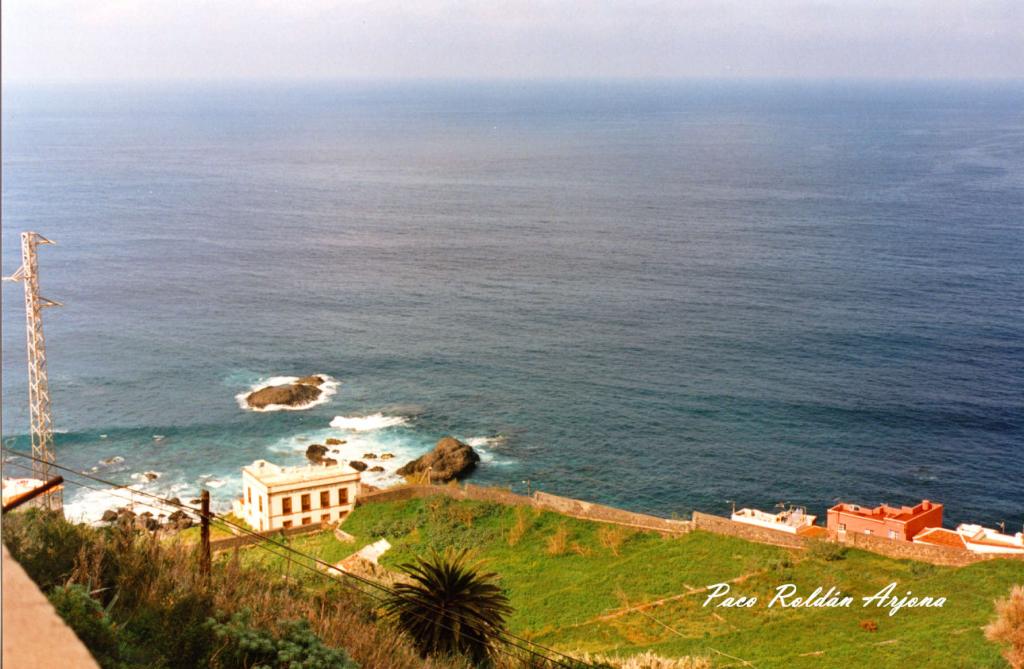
xmin=232 ymin=459 xmax=360 ymax=532
xmin=731 ymin=506 xmax=817 ymax=534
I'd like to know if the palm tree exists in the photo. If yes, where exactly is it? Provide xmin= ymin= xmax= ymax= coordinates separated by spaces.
xmin=383 ymin=548 xmax=512 ymax=664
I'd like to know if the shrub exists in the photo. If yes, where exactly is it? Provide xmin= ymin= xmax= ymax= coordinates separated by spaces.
xmin=207 ymin=609 xmax=358 ymax=669
xmin=859 ymin=619 xmax=878 ymax=632
xmin=909 ymin=561 xmax=936 ymax=577
xmin=3 ymin=509 xmax=94 ymax=590
xmin=49 ymin=584 xmax=123 ymax=668
xmin=986 ymin=585 xmax=1024 ymax=669
xmin=806 ymin=539 xmax=847 ymax=562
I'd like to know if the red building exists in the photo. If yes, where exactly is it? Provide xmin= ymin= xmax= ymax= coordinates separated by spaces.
xmin=827 ymin=499 xmax=942 ymax=542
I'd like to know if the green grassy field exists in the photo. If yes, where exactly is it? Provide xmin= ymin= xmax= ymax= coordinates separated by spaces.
xmin=231 ymin=495 xmax=1023 ymax=668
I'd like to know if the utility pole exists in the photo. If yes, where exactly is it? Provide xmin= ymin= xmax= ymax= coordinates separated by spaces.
xmin=200 ymin=490 xmax=211 ymax=581
xmin=2 ymin=232 xmax=62 ymax=511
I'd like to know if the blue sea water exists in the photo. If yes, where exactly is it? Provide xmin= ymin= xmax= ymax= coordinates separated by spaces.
xmin=2 ymin=81 xmax=1022 ymax=526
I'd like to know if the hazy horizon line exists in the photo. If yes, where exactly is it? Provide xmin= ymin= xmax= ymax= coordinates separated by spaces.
xmin=5 ymin=75 xmax=1024 ymax=89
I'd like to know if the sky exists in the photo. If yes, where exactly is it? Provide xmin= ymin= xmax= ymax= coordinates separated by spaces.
xmin=2 ymin=0 xmax=1023 ymax=84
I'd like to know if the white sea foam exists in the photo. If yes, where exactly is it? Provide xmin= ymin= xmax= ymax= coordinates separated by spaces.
xmin=329 ymin=413 xmax=409 ymax=431
xmin=235 ymin=375 xmax=340 ymax=412
xmin=463 ymin=436 xmax=514 ymax=466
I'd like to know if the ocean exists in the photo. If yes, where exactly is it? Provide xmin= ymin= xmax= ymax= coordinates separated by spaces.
xmin=2 ymin=81 xmax=1022 ymax=526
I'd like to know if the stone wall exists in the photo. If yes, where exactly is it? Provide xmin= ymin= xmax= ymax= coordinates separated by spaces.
xmin=358 ymin=484 xmax=692 ymax=535
xmin=210 ymin=521 xmax=324 ymax=552
xmin=532 ymin=491 xmax=693 ymax=535
xmin=832 ymin=530 xmax=991 ymax=567
xmin=691 ymin=511 xmax=809 ymax=549
xmin=358 ymin=485 xmax=1024 ymax=566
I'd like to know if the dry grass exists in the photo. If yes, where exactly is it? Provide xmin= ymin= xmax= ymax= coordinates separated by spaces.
xmin=546 ymin=523 xmax=570 ymax=556
xmin=62 ymin=521 xmax=468 ymax=669
xmin=986 ymin=585 xmax=1024 ymax=669
xmin=597 ymin=525 xmax=630 ymax=557
xmin=508 ymin=506 xmax=531 ymax=547
xmin=572 ymin=651 xmax=712 ymax=669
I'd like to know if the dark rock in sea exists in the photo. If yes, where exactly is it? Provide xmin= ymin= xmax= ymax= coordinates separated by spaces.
xmin=189 ymin=498 xmax=201 ymax=505
xmin=369 ymin=466 xmax=385 ymax=472
xmin=168 ymin=510 xmax=194 ymax=530
xmin=143 ymin=471 xmax=159 ymax=481
xmin=168 ymin=497 xmax=181 ymax=507
xmin=306 ymin=444 xmax=329 ymax=464
xmin=295 ymin=375 xmax=325 ymax=387
xmin=322 ymin=458 xmax=338 ymax=466
xmin=349 ymin=460 xmax=368 ymax=472
xmin=380 ymin=453 xmax=394 ymax=460
xmin=325 ymin=438 xmax=346 ymax=446
xmin=362 ymin=453 xmax=378 ymax=459
xmin=101 ymin=509 xmax=118 ymax=523
xmin=396 ymin=436 xmax=480 ymax=483
xmin=246 ymin=383 xmax=321 ymax=409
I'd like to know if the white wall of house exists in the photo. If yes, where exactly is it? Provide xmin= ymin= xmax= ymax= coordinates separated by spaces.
xmin=235 ymin=461 xmax=360 ymax=532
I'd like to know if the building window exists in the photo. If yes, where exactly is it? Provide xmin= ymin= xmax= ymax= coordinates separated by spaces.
xmin=865 ymin=529 xmax=873 ymax=536
xmin=301 ymin=516 xmax=311 ymax=525
xmin=320 ymin=491 xmax=330 ymax=508
xmin=258 ymin=496 xmax=262 ymax=512
xmin=282 ymin=496 xmax=292 ymax=514
xmin=838 ymin=523 xmax=846 ymax=531
xmin=283 ymin=520 xmax=293 ymax=529
xmin=301 ymin=494 xmax=311 ymax=512
xmin=888 ymin=529 xmax=897 ymax=539
xmin=247 ymin=487 xmax=251 ymax=503
xmin=321 ymin=513 xmax=330 ymax=523
xmin=338 ymin=488 xmax=348 ymax=505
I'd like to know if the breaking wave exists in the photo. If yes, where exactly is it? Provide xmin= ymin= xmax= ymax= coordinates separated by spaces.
xmin=329 ymin=413 xmax=409 ymax=431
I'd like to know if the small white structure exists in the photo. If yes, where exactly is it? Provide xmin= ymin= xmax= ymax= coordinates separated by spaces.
xmin=957 ymin=524 xmax=1024 ymax=555
xmin=232 ymin=459 xmax=360 ymax=532
xmin=731 ymin=506 xmax=817 ymax=534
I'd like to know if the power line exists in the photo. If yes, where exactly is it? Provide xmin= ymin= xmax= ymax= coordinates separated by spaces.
xmin=2 ymin=458 xmax=565 ymax=667
xmin=2 ymin=448 xmax=589 ymax=668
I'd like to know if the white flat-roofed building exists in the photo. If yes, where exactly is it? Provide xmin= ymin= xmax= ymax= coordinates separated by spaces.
xmin=731 ymin=506 xmax=817 ymax=534
xmin=232 ymin=459 xmax=360 ymax=532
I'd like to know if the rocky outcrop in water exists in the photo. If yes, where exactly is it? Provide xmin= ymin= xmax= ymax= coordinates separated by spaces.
xmin=396 ymin=436 xmax=480 ymax=482
xmin=349 ymin=461 xmax=368 ymax=472
xmin=306 ymin=444 xmax=329 ymax=464
xmin=246 ymin=381 xmax=322 ymax=409
xmin=326 ymin=438 xmax=346 ymax=446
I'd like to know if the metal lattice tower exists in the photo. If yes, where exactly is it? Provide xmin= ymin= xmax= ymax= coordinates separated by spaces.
xmin=3 ymin=232 xmax=63 ymax=511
